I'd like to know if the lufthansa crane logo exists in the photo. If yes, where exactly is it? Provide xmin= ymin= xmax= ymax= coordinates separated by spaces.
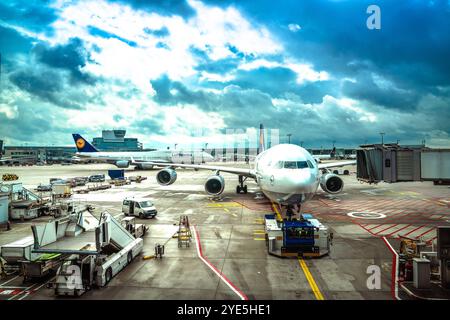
xmin=76 ymin=138 xmax=85 ymax=149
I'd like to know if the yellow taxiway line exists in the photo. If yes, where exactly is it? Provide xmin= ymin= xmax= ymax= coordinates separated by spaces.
xmin=298 ymin=258 xmax=325 ymax=300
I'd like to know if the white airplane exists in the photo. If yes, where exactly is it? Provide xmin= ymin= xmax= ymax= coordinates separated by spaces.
xmin=148 ymin=125 xmax=356 ymax=209
xmin=72 ymin=134 xmax=214 ymax=170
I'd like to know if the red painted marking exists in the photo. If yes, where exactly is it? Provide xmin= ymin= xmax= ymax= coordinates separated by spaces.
xmin=193 ymin=226 xmax=248 ymax=300
xmin=374 ymin=224 xmax=399 ymax=235
xmin=385 ymin=210 xmax=409 ymax=219
xmin=427 ymin=236 xmax=437 ymax=244
xmin=385 ymin=224 xmax=411 ymax=237
xmin=415 ymin=227 xmax=435 ymax=239
xmin=0 ymin=289 xmax=22 ymax=296
xmin=402 ymin=225 xmax=425 ymax=237
xmin=367 ymin=224 xmax=383 ymax=231
xmin=357 ymin=223 xmax=378 ymax=236
xmin=381 ymin=237 xmax=399 ymax=300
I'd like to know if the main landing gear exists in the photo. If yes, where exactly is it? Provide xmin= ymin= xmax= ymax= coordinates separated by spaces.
xmin=236 ymin=175 xmax=248 ymax=194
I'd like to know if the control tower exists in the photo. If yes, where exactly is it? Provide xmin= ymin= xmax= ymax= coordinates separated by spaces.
xmin=92 ymin=130 xmax=142 ymax=151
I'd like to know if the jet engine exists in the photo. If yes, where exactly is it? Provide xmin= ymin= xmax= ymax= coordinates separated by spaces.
xmin=205 ymin=175 xmax=225 ymax=195
xmin=320 ymin=173 xmax=344 ymax=194
xmin=115 ymin=160 xmax=130 ymax=168
xmin=136 ymin=164 xmax=154 ymax=170
xmin=156 ymin=168 xmax=177 ymax=185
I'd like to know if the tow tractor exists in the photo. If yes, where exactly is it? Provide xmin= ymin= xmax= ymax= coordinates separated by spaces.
xmin=264 ymin=213 xmax=332 ymax=258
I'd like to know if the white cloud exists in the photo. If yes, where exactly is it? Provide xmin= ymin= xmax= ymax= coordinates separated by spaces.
xmin=288 ymin=23 xmax=301 ymax=32
xmin=46 ymin=0 xmax=283 ymax=91
xmin=199 ymin=71 xmax=235 ymax=83
xmin=239 ymin=59 xmax=329 ymax=84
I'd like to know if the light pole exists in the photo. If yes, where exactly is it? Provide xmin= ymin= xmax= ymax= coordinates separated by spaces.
xmin=332 ymin=140 xmax=336 ymax=148
xmin=174 ymin=143 xmax=178 ymax=150
xmin=379 ymin=132 xmax=385 ymax=145
xmin=287 ymin=133 xmax=292 ymax=144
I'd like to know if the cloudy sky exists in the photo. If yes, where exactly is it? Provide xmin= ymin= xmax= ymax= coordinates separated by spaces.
xmin=0 ymin=0 xmax=449 ymax=149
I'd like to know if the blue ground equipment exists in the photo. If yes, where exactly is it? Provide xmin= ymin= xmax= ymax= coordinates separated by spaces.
xmin=108 ymin=169 xmax=125 ymax=180
xmin=264 ymin=214 xmax=332 ymax=258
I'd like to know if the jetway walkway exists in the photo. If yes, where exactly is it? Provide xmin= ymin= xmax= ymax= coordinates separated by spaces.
xmin=357 ymin=144 xmax=449 ymax=184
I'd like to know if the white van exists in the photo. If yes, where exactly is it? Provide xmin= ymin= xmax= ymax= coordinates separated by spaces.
xmin=122 ymin=198 xmax=157 ymax=219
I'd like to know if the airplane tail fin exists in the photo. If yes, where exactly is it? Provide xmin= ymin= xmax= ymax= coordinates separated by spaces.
xmin=257 ymin=123 xmax=265 ymax=154
xmin=72 ymin=134 xmax=98 ymax=152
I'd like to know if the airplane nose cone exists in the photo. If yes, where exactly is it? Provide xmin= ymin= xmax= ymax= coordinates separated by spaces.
xmin=288 ymin=170 xmax=316 ymax=191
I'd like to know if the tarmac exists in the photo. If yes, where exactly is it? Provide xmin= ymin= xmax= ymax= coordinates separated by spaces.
xmin=0 ymin=163 xmax=449 ymax=300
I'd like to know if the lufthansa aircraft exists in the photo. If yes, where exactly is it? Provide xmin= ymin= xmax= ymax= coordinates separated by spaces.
xmin=72 ymin=134 xmax=214 ymax=170
xmin=149 ymin=125 xmax=356 ymax=208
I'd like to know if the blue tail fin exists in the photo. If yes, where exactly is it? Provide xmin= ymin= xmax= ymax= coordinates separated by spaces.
xmin=72 ymin=134 xmax=98 ymax=152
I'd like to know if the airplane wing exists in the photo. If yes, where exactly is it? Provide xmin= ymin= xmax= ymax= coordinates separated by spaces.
xmin=147 ymin=162 xmax=256 ymax=178
xmin=318 ymin=160 xmax=356 ymax=169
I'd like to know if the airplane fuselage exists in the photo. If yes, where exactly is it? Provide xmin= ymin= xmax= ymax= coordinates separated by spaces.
xmin=252 ymin=144 xmax=320 ymax=205
xmin=76 ymin=150 xmax=214 ymax=166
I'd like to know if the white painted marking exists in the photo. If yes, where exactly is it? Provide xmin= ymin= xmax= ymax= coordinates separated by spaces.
xmin=347 ymin=212 xmax=386 ymax=219
xmin=0 ymin=275 xmax=19 ymax=287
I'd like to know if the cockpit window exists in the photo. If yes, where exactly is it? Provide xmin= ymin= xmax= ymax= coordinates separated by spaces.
xmin=273 ymin=161 xmax=283 ymax=169
xmin=307 ymin=160 xmax=315 ymax=169
xmin=283 ymin=161 xmax=309 ymax=169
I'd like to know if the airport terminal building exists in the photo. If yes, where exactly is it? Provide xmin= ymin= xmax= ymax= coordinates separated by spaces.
xmin=0 ymin=130 xmax=143 ymax=164
xmin=92 ymin=130 xmax=142 ymax=152
xmin=2 ymin=146 xmax=76 ymax=164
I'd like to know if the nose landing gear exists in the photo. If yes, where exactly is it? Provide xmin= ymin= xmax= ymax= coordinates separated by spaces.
xmin=236 ymin=175 xmax=248 ymax=194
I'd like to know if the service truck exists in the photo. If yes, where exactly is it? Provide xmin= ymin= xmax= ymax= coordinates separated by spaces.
xmin=122 ymin=197 xmax=157 ymax=219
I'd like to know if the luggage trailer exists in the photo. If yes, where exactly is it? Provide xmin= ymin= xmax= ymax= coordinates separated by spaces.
xmin=264 ymin=214 xmax=333 ymax=258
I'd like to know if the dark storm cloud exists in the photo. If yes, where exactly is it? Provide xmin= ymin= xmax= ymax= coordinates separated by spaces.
xmin=341 ymin=71 xmax=420 ymax=110
xmin=132 ymin=112 xmax=165 ymax=135
xmin=220 ymin=0 xmax=450 ymax=98
xmin=0 ymin=104 xmax=54 ymax=142
xmin=33 ymin=38 xmax=96 ymax=85
xmin=191 ymin=48 xmax=241 ymax=74
xmin=9 ymin=68 xmax=86 ymax=110
xmin=109 ymin=0 xmax=196 ymax=17
xmin=151 ymin=75 xmax=219 ymax=111
xmin=0 ymin=26 xmax=33 ymax=57
xmin=0 ymin=0 xmax=58 ymax=34
xmin=231 ymin=67 xmax=297 ymax=97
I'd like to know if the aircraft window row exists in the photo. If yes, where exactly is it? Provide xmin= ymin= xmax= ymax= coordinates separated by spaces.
xmin=273 ymin=161 xmax=314 ymax=169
